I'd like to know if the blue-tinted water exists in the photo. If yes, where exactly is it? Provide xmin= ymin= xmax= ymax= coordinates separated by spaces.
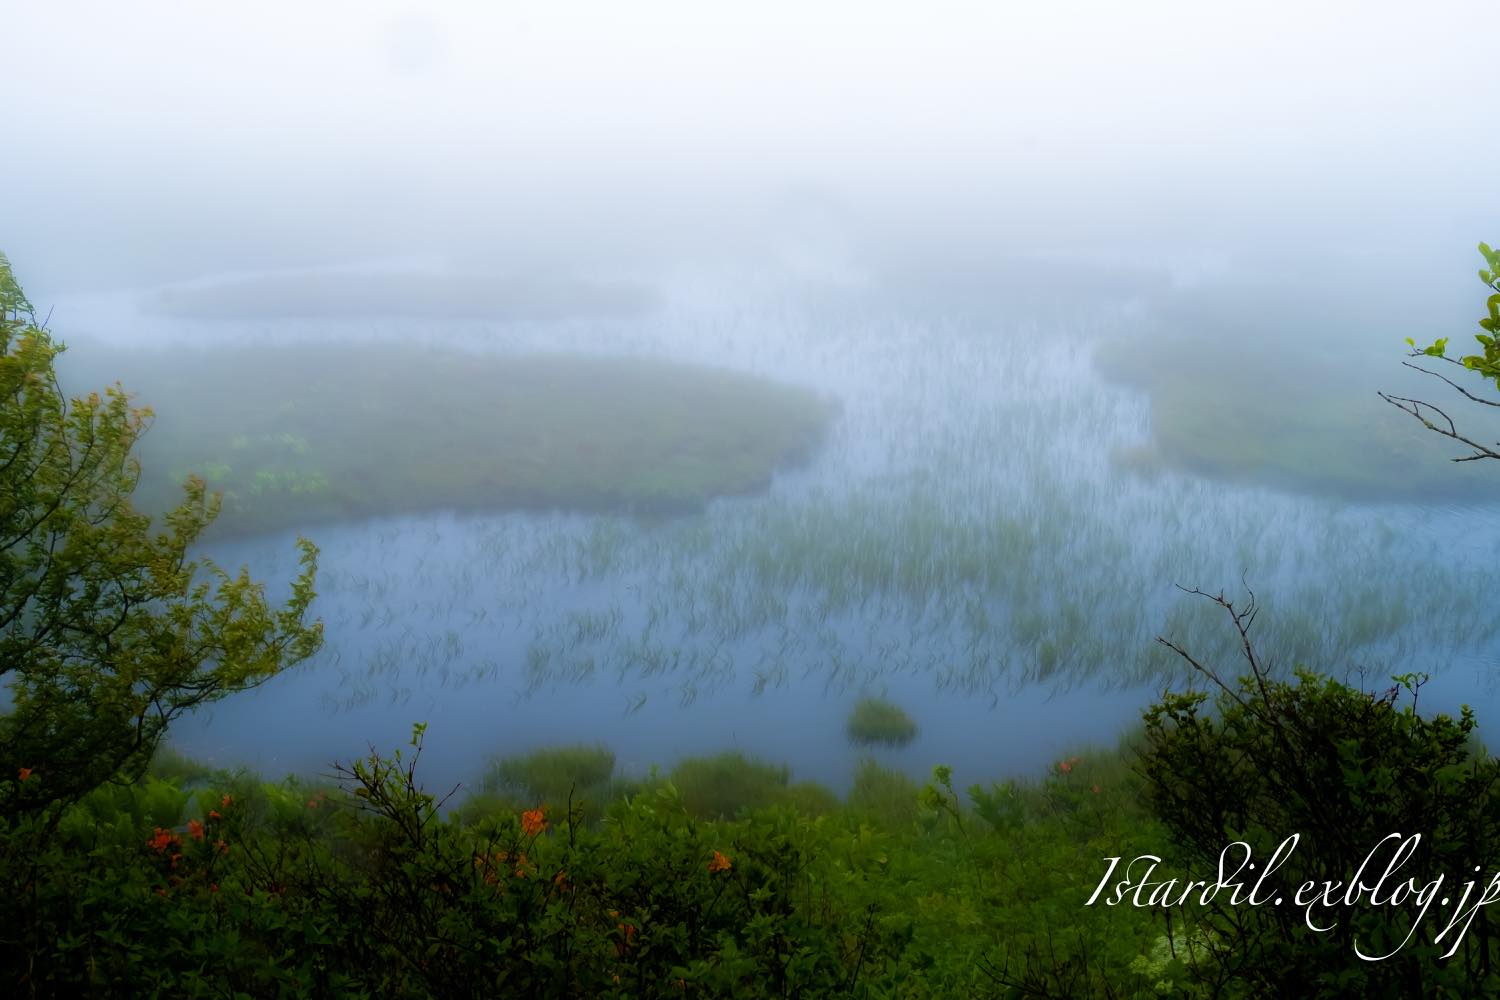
xmin=47 ymin=265 xmax=1500 ymax=798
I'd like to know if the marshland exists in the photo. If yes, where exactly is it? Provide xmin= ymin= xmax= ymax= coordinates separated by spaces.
xmin=8 ymin=3 xmax=1500 ymax=994
xmin=40 ymin=249 xmax=1500 ymax=797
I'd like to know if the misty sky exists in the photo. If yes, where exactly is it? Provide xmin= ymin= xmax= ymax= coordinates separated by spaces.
xmin=6 ymin=1 xmax=1497 ymax=293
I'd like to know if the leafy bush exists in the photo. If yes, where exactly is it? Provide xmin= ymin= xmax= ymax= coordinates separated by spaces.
xmin=668 ymin=751 xmax=796 ymax=819
xmin=847 ymin=758 xmax=921 ymax=828
xmin=1142 ymin=589 xmax=1500 ymax=995
xmin=0 ymin=723 xmax=1196 ymax=997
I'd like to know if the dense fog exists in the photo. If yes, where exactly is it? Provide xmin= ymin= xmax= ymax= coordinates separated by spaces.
xmin=8 ymin=1 xmax=1495 ymax=291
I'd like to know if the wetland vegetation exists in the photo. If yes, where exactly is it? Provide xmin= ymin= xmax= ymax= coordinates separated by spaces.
xmin=1092 ymin=253 xmax=1499 ymax=502
xmin=845 ymin=696 xmax=919 ymax=747
xmin=11 ymin=0 xmax=1500 ymax=990
xmin=9 ymin=244 xmax=1500 ymax=995
xmin=58 ymin=344 xmax=835 ymax=535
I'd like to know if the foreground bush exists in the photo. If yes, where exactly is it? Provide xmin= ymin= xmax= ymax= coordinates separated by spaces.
xmin=1142 ymin=590 xmax=1500 ymax=996
xmin=0 ymin=727 xmax=1177 ymax=997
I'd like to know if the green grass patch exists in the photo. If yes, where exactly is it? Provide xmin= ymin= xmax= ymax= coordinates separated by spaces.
xmin=59 ymin=343 xmax=836 ymax=536
xmin=846 ymin=696 xmax=919 ymax=748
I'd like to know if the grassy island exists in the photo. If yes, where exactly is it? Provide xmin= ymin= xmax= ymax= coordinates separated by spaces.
xmin=63 ymin=343 xmax=836 ymax=535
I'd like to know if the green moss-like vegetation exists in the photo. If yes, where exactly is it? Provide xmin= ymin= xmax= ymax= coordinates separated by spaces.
xmin=59 ymin=343 xmax=836 ymax=536
xmin=845 ymin=696 xmax=919 ymax=747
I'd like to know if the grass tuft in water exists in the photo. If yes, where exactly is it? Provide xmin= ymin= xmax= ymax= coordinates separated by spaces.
xmin=846 ymin=697 xmax=919 ymax=747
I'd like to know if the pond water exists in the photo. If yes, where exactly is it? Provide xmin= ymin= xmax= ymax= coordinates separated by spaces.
xmin=55 ymin=261 xmax=1500 ymax=798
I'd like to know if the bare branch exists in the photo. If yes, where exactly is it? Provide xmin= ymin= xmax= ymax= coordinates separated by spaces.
xmin=1378 ymin=390 xmax=1500 ymax=462
xmin=1400 ymin=359 xmax=1500 ymax=408
xmin=1404 ymin=348 xmax=1473 ymax=370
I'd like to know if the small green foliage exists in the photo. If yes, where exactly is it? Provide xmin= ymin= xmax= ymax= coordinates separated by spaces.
xmin=1409 ymin=243 xmax=1500 ymax=380
xmin=846 ymin=696 xmax=920 ymax=747
xmin=1387 ymin=243 xmax=1500 ymax=462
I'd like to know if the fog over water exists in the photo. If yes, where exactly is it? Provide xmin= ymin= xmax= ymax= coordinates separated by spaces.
xmin=7 ymin=1 xmax=1500 ymax=794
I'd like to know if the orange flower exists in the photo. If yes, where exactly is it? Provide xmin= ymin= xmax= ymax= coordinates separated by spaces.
xmin=214 ymin=839 xmax=229 ymax=855
xmin=208 ymin=810 xmax=221 ymax=821
xmin=209 ymin=883 xmax=219 ymax=894
xmin=188 ymin=819 xmax=205 ymax=841
xmin=521 ymin=808 xmax=546 ymax=837
xmin=148 ymin=828 xmax=180 ymax=853
xmin=221 ymin=794 xmax=232 ymax=808
xmin=1059 ymin=756 xmax=1080 ymax=775
xmin=17 ymin=767 xmax=33 ymax=782
xmin=708 ymin=850 xmax=732 ymax=874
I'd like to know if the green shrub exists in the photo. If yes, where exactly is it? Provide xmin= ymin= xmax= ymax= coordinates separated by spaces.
xmin=148 ymin=745 xmax=223 ymax=787
xmin=0 ymin=727 xmax=1182 ymax=997
xmin=1141 ymin=591 xmax=1500 ymax=995
xmin=782 ymin=781 xmax=841 ymax=816
xmin=56 ymin=775 xmax=190 ymax=848
xmin=480 ymin=743 xmax=616 ymax=805
xmin=669 ymin=751 xmax=792 ymax=819
xmin=846 ymin=696 xmax=919 ymax=747
xmin=450 ymin=789 xmax=525 ymax=827
xmin=847 ymin=758 xmax=921 ymax=827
